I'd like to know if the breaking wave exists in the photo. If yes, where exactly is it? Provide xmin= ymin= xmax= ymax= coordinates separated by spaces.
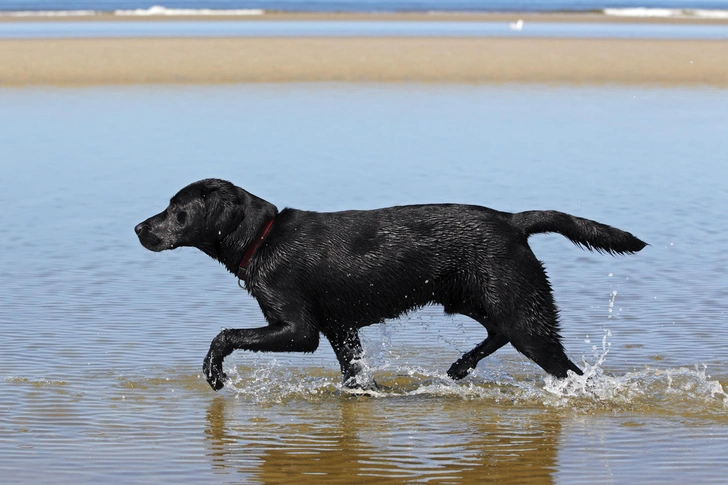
xmin=0 ymin=5 xmax=265 ymax=16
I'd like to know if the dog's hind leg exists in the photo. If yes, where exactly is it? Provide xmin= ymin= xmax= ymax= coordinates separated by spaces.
xmin=510 ymin=334 xmax=583 ymax=378
xmin=495 ymin=248 xmax=584 ymax=379
xmin=325 ymin=328 xmax=376 ymax=390
xmin=505 ymin=305 xmax=584 ymax=379
xmin=447 ymin=331 xmax=509 ymax=380
xmin=447 ymin=314 xmax=509 ymax=380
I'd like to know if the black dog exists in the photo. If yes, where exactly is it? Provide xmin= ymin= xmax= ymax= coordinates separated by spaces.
xmin=135 ymin=178 xmax=646 ymax=391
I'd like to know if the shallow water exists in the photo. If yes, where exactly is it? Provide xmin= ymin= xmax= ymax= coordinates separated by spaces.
xmin=2 ymin=19 xmax=728 ymax=39
xmin=1 ymin=84 xmax=727 ymax=483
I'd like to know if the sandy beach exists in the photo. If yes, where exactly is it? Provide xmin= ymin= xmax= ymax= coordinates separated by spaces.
xmin=1 ymin=13 xmax=727 ymax=86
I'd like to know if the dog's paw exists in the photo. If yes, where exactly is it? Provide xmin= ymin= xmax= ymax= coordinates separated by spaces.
xmin=447 ymin=360 xmax=473 ymax=380
xmin=342 ymin=377 xmax=382 ymax=396
xmin=203 ymin=351 xmax=228 ymax=391
xmin=343 ymin=377 xmax=379 ymax=392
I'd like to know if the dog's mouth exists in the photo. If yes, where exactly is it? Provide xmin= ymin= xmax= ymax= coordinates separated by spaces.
xmin=135 ymin=223 xmax=170 ymax=252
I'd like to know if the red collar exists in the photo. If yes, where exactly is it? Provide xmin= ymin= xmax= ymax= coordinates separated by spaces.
xmin=238 ymin=217 xmax=275 ymax=279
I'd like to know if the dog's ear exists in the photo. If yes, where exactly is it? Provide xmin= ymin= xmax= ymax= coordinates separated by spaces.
xmin=200 ymin=183 xmax=223 ymax=202
xmin=227 ymin=188 xmax=277 ymax=242
xmin=201 ymin=182 xmax=246 ymax=240
xmin=196 ymin=179 xmax=277 ymax=248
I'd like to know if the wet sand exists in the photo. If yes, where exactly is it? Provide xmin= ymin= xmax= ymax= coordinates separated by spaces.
xmin=0 ymin=13 xmax=727 ymax=86
xmin=2 ymin=36 xmax=726 ymax=86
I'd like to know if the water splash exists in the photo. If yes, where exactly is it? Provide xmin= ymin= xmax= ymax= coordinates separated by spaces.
xmin=225 ymin=358 xmax=341 ymax=404
xmin=218 ymin=316 xmax=727 ymax=417
xmin=542 ymin=329 xmax=728 ymax=415
xmin=220 ymin=330 xmax=727 ymax=417
xmin=608 ymin=290 xmax=617 ymax=319
xmin=543 ymin=329 xmax=614 ymax=401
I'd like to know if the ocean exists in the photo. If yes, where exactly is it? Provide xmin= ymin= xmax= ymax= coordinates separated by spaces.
xmin=2 ymin=0 xmax=728 ymax=15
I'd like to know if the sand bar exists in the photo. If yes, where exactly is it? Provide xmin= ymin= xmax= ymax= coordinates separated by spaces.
xmin=1 ymin=35 xmax=726 ymax=86
xmin=1 ymin=13 xmax=727 ymax=86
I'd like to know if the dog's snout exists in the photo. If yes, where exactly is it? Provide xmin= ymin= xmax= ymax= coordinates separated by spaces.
xmin=135 ymin=218 xmax=168 ymax=252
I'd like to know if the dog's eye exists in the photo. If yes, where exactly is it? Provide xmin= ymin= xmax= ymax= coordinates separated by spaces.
xmin=176 ymin=211 xmax=187 ymax=224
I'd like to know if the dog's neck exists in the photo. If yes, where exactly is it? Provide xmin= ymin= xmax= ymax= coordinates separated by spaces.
xmin=200 ymin=206 xmax=278 ymax=279
xmin=236 ymin=217 xmax=276 ymax=280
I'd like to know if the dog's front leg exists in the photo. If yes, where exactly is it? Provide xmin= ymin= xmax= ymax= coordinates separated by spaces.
xmin=203 ymin=323 xmax=320 ymax=391
xmin=325 ymin=328 xmax=377 ymax=391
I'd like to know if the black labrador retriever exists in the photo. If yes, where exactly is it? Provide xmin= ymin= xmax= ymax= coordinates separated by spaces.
xmin=135 ymin=178 xmax=646 ymax=391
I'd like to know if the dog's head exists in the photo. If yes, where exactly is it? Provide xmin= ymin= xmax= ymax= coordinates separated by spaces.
xmin=134 ymin=178 xmax=275 ymax=256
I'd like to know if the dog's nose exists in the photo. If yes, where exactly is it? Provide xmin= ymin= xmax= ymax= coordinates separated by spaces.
xmin=134 ymin=223 xmax=145 ymax=236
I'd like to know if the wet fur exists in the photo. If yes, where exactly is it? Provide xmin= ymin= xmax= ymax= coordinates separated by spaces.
xmin=135 ymin=178 xmax=646 ymax=391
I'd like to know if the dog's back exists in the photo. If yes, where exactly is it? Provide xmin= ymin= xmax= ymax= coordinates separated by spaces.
xmin=249 ymin=204 xmax=522 ymax=318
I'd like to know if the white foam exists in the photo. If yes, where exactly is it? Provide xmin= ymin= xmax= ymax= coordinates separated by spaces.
xmin=114 ymin=6 xmax=265 ymax=16
xmin=603 ymin=8 xmax=728 ymax=19
xmin=0 ymin=5 xmax=265 ymax=17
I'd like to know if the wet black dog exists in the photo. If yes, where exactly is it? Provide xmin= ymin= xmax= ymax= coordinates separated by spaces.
xmin=135 ymin=178 xmax=646 ymax=391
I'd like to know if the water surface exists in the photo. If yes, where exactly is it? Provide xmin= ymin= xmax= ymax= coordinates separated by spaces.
xmin=1 ymin=84 xmax=727 ymax=483
xmin=2 ymin=19 xmax=728 ymax=39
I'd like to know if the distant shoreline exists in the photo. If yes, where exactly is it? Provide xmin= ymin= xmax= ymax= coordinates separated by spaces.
xmin=1 ymin=35 xmax=726 ymax=87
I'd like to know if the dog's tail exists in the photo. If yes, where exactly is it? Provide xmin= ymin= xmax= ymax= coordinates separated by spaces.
xmin=512 ymin=210 xmax=647 ymax=255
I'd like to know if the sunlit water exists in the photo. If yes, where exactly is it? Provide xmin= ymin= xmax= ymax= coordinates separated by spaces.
xmin=1 ymin=84 xmax=727 ymax=483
